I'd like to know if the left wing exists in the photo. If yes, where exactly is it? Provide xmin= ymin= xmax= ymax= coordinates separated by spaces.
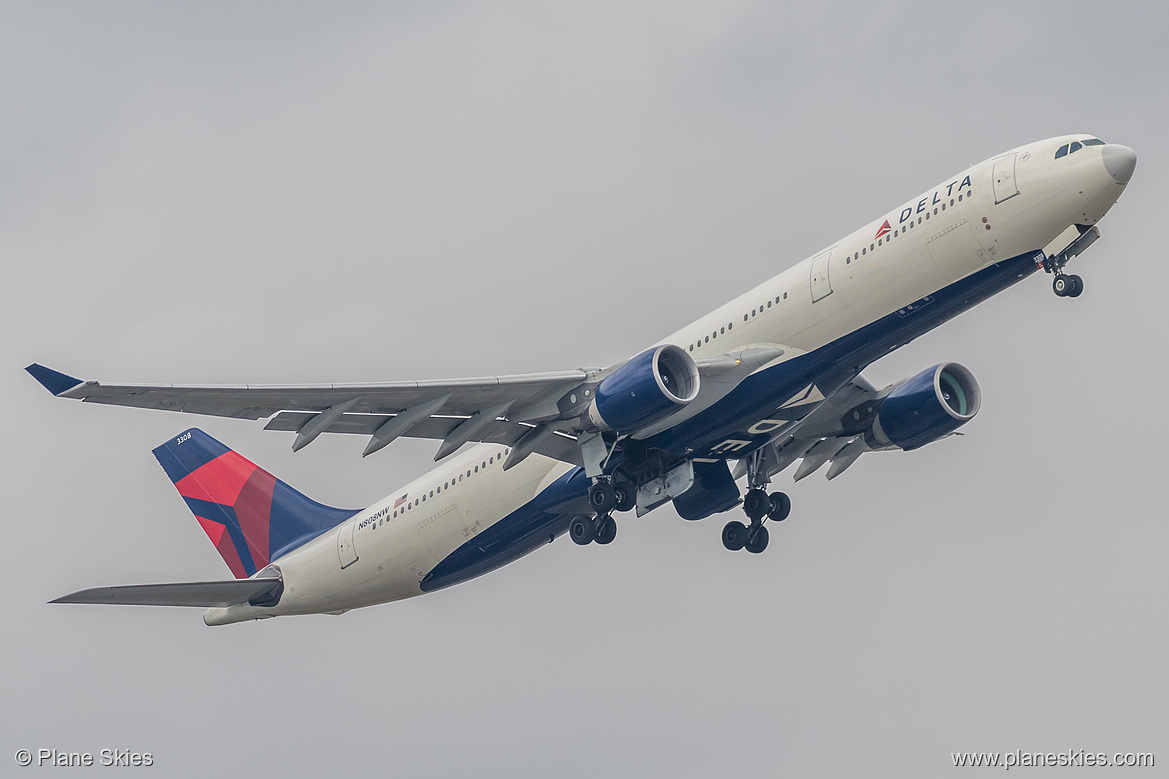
xmin=734 ymin=376 xmax=883 ymax=483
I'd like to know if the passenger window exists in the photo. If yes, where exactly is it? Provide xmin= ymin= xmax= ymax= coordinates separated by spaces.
xmin=783 ymin=292 xmax=787 ymax=299
xmin=1055 ymin=144 xmax=1069 ymax=159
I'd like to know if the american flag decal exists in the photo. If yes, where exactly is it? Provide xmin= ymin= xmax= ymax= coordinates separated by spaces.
xmin=394 ymin=494 xmax=407 ymax=508
xmin=874 ymin=219 xmax=891 ymax=239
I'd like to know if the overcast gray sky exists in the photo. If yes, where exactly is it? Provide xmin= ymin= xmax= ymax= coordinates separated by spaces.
xmin=3 ymin=2 xmax=1165 ymax=776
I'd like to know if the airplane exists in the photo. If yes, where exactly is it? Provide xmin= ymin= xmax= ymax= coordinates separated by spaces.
xmin=27 ymin=134 xmax=1136 ymax=626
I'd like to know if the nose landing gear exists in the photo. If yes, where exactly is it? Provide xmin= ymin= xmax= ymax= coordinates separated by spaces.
xmin=1042 ymin=226 xmax=1099 ymax=298
xmin=1052 ymin=273 xmax=1083 ymax=297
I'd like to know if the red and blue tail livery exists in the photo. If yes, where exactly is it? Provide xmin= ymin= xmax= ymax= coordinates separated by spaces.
xmin=153 ymin=429 xmax=357 ymax=578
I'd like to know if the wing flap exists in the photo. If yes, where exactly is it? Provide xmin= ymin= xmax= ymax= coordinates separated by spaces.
xmin=263 ymin=412 xmax=583 ymax=465
xmin=51 ymin=578 xmax=281 ymax=608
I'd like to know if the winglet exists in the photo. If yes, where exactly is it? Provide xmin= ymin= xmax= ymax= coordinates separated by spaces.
xmin=25 ymin=364 xmax=84 ymax=395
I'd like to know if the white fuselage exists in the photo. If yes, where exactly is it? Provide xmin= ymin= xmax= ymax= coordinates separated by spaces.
xmin=206 ymin=134 xmax=1130 ymax=625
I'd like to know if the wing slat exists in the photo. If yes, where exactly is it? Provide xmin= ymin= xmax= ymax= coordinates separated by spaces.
xmin=46 ymin=368 xmax=590 ymax=420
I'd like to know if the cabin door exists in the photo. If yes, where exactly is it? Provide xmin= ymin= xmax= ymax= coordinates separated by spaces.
xmin=337 ymin=519 xmax=358 ymax=569
xmin=992 ymin=154 xmax=1019 ymax=204
xmin=809 ymin=250 xmax=833 ymax=302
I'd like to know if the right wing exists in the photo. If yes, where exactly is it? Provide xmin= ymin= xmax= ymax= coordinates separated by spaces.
xmin=26 ymin=349 xmax=783 ymax=467
xmin=50 ymin=577 xmax=282 ymax=608
xmin=26 ymin=362 xmax=593 ymax=464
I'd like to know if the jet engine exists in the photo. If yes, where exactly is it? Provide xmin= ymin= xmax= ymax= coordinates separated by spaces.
xmin=586 ymin=345 xmax=700 ymax=432
xmin=870 ymin=363 xmax=981 ymax=450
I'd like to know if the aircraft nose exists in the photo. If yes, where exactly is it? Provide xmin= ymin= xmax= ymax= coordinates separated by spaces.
xmin=1102 ymin=144 xmax=1137 ymax=184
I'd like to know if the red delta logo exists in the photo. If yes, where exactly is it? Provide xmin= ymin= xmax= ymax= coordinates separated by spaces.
xmin=874 ymin=220 xmax=892 ymax=239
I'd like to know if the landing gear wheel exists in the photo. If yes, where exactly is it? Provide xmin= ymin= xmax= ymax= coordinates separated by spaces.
xmin=1053 ymin=274 xmax=1071 ymax=297
xmin=768 ymin=491 xmax=791 ymax=522
xmin=1067 ymin=274 xmax=1084 ymax=297
xmin=745 ymin=524 xmax=770 ymax=554
xmin=613 ymin=483 xmax=636 ymax=513
xmin=569 ymin=515 xmax=596 ymax=545
xmin=722 ymin=520 xmax=748 ymax=551
xmin=594 ymin=515 xmax=617 ymax=545
xmin=743 ymin=489 xmax=770 ymax=521
xmin=588 ymin=482 xmax=616 ymax=514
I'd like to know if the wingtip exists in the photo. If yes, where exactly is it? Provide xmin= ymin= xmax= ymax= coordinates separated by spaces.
xmin=25 ymin=363 xmax=84 ymax=396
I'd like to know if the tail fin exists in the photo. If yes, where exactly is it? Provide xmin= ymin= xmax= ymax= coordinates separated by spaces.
xmin=153 ymin=429 xmax=358 ymax=579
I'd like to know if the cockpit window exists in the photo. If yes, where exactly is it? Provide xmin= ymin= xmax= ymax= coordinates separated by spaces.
xmin=1056 ymin=140 xmax=1093 ymax=160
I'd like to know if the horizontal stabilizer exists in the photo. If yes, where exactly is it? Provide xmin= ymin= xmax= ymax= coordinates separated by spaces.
xmin=51 ymin=577 xmax=281 ymax=608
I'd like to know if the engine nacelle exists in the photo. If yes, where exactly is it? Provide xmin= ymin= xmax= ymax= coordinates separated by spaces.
xmin=871 ymin=362 xmax=981 ymax=450
xmin=587 ymin=345 xmax=700 ymax=432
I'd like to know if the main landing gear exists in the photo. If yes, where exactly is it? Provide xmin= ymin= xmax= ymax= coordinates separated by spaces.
xmin=722 ymin=449 xmax=791 ymax=554
xmin=572 ymin=432 xmax=635 ymax=547
xmin=571 ymin=479 xmax=634 ymax=546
